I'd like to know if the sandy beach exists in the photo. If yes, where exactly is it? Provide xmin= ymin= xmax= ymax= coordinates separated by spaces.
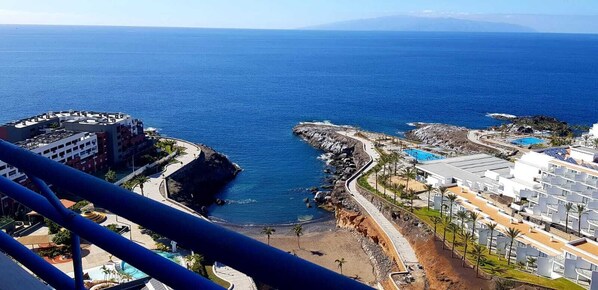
xmin=250 ymin=229 xmax=377 ymax=285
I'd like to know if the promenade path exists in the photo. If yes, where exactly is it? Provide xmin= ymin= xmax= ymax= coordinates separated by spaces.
xmin=132 ymin=139 xmax=204 ymax=217
xmin=213 ymin=262 xmax=257 ymax=290
xmin=467 ymin=130 xmax=510 ymax=154
xmin=132 ymin=139 xmax=257 ymax=290
xmin=338 ymin=131 xmax=419 ymax=267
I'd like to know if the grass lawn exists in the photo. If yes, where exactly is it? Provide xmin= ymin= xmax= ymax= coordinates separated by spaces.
xmin=206 ymin=265 xmax=231 ymax=289
xmin=357 ymin=160 xmax=584 ymax=290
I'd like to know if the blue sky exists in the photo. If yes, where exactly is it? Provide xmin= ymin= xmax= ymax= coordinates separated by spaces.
xmin=0 ymin=0 xmax=597 ymax=29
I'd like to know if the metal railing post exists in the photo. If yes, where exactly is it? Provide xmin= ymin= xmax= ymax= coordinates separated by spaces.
xmin=71 ymin=234 xmax=85 ymax=290
xmin=0 ymin=175 xmax=223 ymax=290
xmin=0 ymin=230 xmax=75 ymax=290
xmin=0 ymin=139 xmax=373 ymax=290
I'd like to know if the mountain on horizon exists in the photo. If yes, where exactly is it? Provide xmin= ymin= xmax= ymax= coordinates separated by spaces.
xmin=303 ymin=15 xmax=535 ymax=33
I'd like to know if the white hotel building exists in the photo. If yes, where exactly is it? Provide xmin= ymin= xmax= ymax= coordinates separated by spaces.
xmin=416 ymin=124 xmax=598 ymax=287
xmin=0 ymin=130 xmax=98 ymax=183
xmin=502 ymin=149 xmax=598 ymax=238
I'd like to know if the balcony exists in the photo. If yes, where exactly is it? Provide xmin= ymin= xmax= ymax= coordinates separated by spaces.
xmin=0 ymin=139 xmax=371 ymax=290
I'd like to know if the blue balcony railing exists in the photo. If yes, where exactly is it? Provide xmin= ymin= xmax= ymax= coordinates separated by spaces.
xmin=0 ymin=139 xmax=373 ymax=290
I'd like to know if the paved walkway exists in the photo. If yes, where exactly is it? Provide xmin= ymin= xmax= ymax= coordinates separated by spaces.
xmin=213 ymin=262 xmax=257 ymax=290
xmin=132 ymin=139 xmax=256 ymax=289
xmin=132 ymin=139 xmax=204 ymax=218
xmin=338 ymin=131 xmax=419 ymax=267
xmin=467 ymin=130 xmax=510 ymax=154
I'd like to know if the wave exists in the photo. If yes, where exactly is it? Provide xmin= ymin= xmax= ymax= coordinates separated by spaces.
xmin=299 ymin=120 xmax=353 ymax=129
xmin=225 ymin=198 xmax=258 ymax=205
xmin=486 ymin=113 xmax=517 ymax=119
xmin=317 ymin=153 xmax=334 ymax=165
xmin=297 ymin=215 xmax=314 ymax=222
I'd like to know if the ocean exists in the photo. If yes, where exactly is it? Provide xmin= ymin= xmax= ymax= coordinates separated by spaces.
xmin=1 ymin=25 xmax=597 ymax=224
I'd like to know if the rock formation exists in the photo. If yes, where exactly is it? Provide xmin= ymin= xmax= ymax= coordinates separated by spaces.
xmin=167 ymin=144 xmax=241 ymax=215
xmin=405 ymin=123 xmax=494 ymax=154
xmin=293 ymin=123 xmax=368 ymax=207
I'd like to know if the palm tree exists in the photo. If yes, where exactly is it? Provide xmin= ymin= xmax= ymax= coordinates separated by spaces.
xmin=137 ymin=175 xmax=149 ymax=197
xmin=446 ymin=193 xmax=458 ymax=222
xmin=393 ymin=153 xmax=399 ymax=175
xmin=121 ymin=272 xmax=133 ymax=282
xmin=564 ymin=202 xmax=573 ymax=234
xmin=262 ymin=227 xmax=275 ymax=246
xmin=425 ymin=184 xmax=434 ymax=210
xmin=293 ymin=224 xmax=303 ymax=249
xmin=382 ymin=165 xmax=387 ymax=197
xmin=469 ymin=211 xmax=480 ymax=237
xmin=442 ymin=219 xmax=449 ymax=249
xmin=582 ymin=135 xmax=590 ymax=147
xmin=447 ymin=223 xmax=460 ymax=258
xmin=471 ymin=244 xmax=485 ymax=277
xmin=506 ymin=227 xmax=522 ymax=265
xmin=402 ymin=167 xmax=416 ymax=193
xmin=576 ymin=204 xmax=588 ymax=236
xmin=101 ymin=265 xmax=109 ymax=281
xmin=431 ymin=216 xmax=442 ymax=240
xmin=335 ymin=258 xmax=346 ymax=275
xmin=593 ymin=138 xmax=598 ymax=149
xmin=527 ymin=257 xmax=537 ymax=272
xmin=375 ymin=169 xmax=379 ymax=192
xmin=462 ymin=232 xmax=473 ymax=267
xmin=456 ymin=211 xmax=469 ymax=234
xmin=487 ymin=222 xmax=498 ymax=254
xmin=439 ymin=187 xmax=448 ymax=218
xmin=408 ymin=189 xmax=416 ymax=212
xmin=392 ymin=179 xmax=399 ymax=203
xmin=104 ymin=169 xmax=117 ymax=183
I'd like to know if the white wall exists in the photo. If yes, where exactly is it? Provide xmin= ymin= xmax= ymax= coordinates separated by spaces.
xmin=0 ymin=132 xmax=98 ymax=181
xmin=570 ymin=147 xmax=597 ymax=164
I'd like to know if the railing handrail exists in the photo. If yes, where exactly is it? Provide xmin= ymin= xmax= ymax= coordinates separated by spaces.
xmin=0 ymin=139 xmax=372 ymax=290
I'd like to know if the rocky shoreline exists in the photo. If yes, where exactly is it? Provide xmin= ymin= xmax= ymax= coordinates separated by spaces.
xmin=293 ymin=122 xmax=397 ymax=284
xmin=166 ymin=144 xmax=241 ymax=216
xmin=293 ymin=123 xmax=368 ymax=210
xmin=405 ymin=123 xmax=496 ymax=154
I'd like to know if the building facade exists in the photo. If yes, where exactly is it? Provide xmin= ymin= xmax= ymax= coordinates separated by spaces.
xmin=0 ymin=110 xmax=146 ymax=165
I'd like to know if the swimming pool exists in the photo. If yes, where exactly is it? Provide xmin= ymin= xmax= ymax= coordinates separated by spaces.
xmin=404 ymin=149 xmax=444 ymax=162
xmin=120 ymin=251 xmax=181 ymax=279
xmin=511 ymin=137 xmax=545 ymax=146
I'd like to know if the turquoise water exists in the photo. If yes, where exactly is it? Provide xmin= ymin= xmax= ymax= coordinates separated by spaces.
xmin=511 ymin=137 xmax=545 ymax=146
xmin=121 ymin=251 xmax=180 ymax=279
xmin=404 ymin=149 xmax=444 ymax=162
xmin=1 ymin=26 xmax=597 ymax=224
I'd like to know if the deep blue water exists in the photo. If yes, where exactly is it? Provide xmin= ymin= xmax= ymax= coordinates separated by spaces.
xmin=1 ymin=25 xmax=597 ymax=224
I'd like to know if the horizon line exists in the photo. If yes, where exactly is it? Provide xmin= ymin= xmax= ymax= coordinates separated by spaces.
xmin=1 ymin=23 xmax=597 ymax=36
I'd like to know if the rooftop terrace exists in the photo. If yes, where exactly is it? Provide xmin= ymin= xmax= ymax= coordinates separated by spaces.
xmin=14 ymin=130 xmax=80 ymax=151
xmin=5 ymin=110 xmax=131 ymax=128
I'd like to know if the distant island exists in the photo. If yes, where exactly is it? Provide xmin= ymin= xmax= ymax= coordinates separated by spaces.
xmin=304 ymin=15 xmax=534 ymax=33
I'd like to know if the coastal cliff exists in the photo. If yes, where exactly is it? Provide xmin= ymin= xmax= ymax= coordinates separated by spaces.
xmin=166 ymin=144 xmax=241 ymax=215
